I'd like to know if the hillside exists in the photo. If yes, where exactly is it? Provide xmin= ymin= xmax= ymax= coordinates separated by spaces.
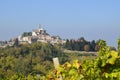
xmin=0 ymin=42 xmax=68 ymax=79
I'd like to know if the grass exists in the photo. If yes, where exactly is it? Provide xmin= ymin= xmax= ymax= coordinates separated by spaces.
xmin=63 ymin=49 xmax=98 ymax=63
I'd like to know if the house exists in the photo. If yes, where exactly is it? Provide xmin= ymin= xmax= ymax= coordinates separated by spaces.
xmin=0 ymin=40 xmax=15 ymax=48
xmin=0 ymin=41 xmax=7 ymax=47
xmin=18 ymin=36 xmax=38 ymax=44
xmin=18 ymin=25 xmax=66 ymax=44
xmin=32 ymin=27 xmax=47 ymax=36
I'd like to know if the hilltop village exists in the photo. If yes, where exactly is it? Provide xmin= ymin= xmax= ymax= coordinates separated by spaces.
xmin=18 ymin=26 xmax=66 ymax=44
xmin=0 ymin=26 xmax=66 ymax=47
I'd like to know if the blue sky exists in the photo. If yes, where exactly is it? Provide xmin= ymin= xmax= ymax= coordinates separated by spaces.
xmin=0 ymin=0 xmax=120 ymax=47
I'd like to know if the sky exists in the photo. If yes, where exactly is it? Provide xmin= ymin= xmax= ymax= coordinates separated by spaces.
xmin=0 ymin=0 xmax=120 ymax=47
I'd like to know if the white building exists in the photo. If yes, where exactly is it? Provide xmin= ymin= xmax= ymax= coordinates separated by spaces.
xmin=18 ymin=36 xmax=38 ymax=44
xmin=32 ymin=27 xmax=47 ymax=36
xmin=18 ymin=25 xmax=66 ymax=44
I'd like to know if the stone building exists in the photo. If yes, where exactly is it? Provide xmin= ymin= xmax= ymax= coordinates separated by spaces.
xmin=18 ymin=25 xmax=66 ymax=44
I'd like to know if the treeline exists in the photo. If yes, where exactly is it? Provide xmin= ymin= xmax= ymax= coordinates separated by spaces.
xmin=0 ymin=42 xmax=68 ymax=79
xmin=64 ymin=37 xmax=99 ymax=52
xmin=64 ymin=37 xmax=116 ymax=52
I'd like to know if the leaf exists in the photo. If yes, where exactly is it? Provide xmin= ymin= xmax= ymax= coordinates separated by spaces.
xmin=107 ymin=58 xmax=116 ymax=64
xmin=107 ymin=51 xmax=118 ymax=64
xmin=105 ymin=73 xmax=109 ymax=78
xmin=73 ymin=60 xmax=80 ymax=69
xmin=110 ymin=51 xmax=118 ymax=58
xmin=68 ymin=69 xmax=77 ymax=75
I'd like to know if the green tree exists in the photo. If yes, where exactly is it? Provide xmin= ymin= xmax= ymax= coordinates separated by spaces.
xmin=22 ymin=32 xmax=32 ymax=37
xmin=90 ymin=40 xmax=96 ymax=51
xmin=95 ymin=45 xmax=99 ymax=51
xmin=13 ymin=38 xmax=19 ymax=47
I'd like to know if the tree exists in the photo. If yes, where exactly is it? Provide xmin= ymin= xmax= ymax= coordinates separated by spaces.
xmin=79 ymin=37 xmax=87 ymax=51
xmin=95 ymin=45 xmax=99 ymax=51
xmin=109 ymin=46 xmax=116 ymax=51
xmin=74 ymin=42 xmax=80 ymax=51
xmin=84 ymin=44 xmax=90 ymax=52
xmin=13 ymin=38 xmax=19 ymax=47
xmin=90 ymin=40 xmax=96 ymax=51
xmin=22 ymin=32 xmax=32 ymax=37
xmin=78 ymin=37 xmax=85 ymax=42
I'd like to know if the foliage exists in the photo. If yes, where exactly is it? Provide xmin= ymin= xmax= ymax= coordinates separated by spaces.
xmin=13 ymin=38 xmax=19 ymax=47
xmin=22 ymin=32 xmax=32 ymax=37
xmin=84 ymin=44 xmax=90 ymax=52
xmin=0 ymin=42 xmax=68 ymax=79
xmin=64 ymin=37 xmax=98 ymax=51
xmin=0 ymin=39 xmax=119 ymax=79
xmin=44 ymin=39 xmax=120 ymax=80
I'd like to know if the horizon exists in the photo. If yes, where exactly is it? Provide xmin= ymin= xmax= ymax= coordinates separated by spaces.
xmin=0 ymin=0 xmax=120 ymax=47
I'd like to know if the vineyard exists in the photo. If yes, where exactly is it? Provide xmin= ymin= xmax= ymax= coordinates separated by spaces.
xmin=42 ymin=39 xmax=120 ymax=80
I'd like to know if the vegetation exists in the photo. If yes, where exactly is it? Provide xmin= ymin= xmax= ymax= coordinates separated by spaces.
xmin=22 ymin=32 xmax=32 ymax=37
xmin=64 ymin=37 xmax=99 ymax=51
xmin=44 ymin=39 xmax=120 ymax=80
xmin=0 ymin=38 xmax=119 ymax=79
xmin=0 ymin=42 xmax=68 ymax=79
